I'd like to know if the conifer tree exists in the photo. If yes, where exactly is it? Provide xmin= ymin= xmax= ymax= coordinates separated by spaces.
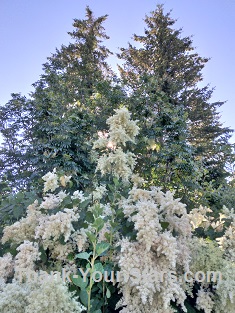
xmin=0 ymin=7 xmax=123 ymax=191
xmin=30 ymin=6 xmax=122 ymax=187
xmin=118 ymin=4 xmax=234 ymax=203
xmin=0 ymin=94 xmax=35 ymax=191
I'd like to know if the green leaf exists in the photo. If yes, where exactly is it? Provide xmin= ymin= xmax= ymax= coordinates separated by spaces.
xmin=108 ymin=184 xmax=114 ymax=192
xmin=86 ymin=231 xmax=96 ymax=244
xmin=104 ymin=232 xmax=111 ymax=242
xmin=75 ymin=252 xmax=91 ymax=260
xmin=93 ymin=205 xmax=104 ymax=218
xmin=39 ymin=246 xmax=47 ymax=263
xmin=160 ymin=221 xmax=169 ymax=230
xmin=113 ymin=177 xmax=119 ymax=186
xmin=93 ymin=217 xmax=104 ymax=232
xmin=79 ymin=289 xmax=88 ymax=307
xmin=13 ymin=206 xmax=24 ymax=219
xmin=61 ymin=196 xmax=73 ymax=207
xmin=86 ymin=211 xmax=94 ymax=223
xmin=71 ymin=274 xmax=88 ymax=290
xmin=79 ymin=199 xmax=91 ymax=209
xmin=90 ymin=297 xmax=103 ymax=311
xmin=184 ymin=301 xmax=200 ymax=313
xmin=107 ymin=193 xmax=114 ymax=202
xmin=106 ymin=288 xmax=111 ymax=298
xmin=5 ymin=244 xmax=18 ymax=257
xmin=67 ymin=252 xmax=75 ymax=261
xmin=95 ymin=242 xmax=110 ymax=256
xmin=94 ymin=262 xmax=104 ymax=273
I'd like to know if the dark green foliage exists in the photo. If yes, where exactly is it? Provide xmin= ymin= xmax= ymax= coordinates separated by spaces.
xmin=117 ymin=4 xmax=234 ymax=207
xmin=0 ymin=94 xmax=36 ymax=191
xmin=0 ymin=7 xmax=124 ymax=191
xmin=28 ymin=7 xmax=123 ymax=189
xmin=1 ymin=5 xmax=233 ymax=199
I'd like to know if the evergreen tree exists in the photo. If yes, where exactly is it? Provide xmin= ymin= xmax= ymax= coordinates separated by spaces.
xmin=184 ymin=86 xmax=234 ymax=186
xmin=30 ymin=6 xmax=122 ymax=188
xmin=117 ymin=4 xmax=234 ymax=205
xmin=0 ymin=94 xmax=35 ymax=192
xmin=0 ymin=7 xmax=123 ymax=191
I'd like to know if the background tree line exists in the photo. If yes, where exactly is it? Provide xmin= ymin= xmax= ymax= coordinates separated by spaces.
xmin=0 ymin=5 xmax=234 ymax=227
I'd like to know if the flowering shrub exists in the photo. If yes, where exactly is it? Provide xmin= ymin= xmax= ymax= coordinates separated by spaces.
xmin=0 ymin=108 xmax=234 ymax=313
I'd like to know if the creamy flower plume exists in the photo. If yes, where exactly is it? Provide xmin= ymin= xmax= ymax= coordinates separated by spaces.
xmin=42 ymin=168 xmax=59 ymax=193
xmin=0 ymin=253 xmax=14 ymax=282
xmin=106 ymin=107 xmax=139 ymax=146
xmin=0 ymin=277 xmax=85 ymax=313
xmin=40 ymin=191 xmax=67 ymax=210
xmin=93 ymin=108 xmax=139 ymax=181
xmin=2 ymin=201 xmax=42 ymax=245
xmin=217 ymin=206 xmax=235 ymax=262
xmin=96 ymin=148 xmax=136 ymax=181
xmin=116 ymin=187 xmax=192 ymax=312
xmin=15 ymin=241 xmax=41 ymax=272
xmin=196 ymin=288 xmax=214 ymax=313
xmin=35 ymin=208 xmax=79 ymax=248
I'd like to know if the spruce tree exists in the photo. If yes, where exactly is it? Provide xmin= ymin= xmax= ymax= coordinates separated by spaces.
xmin=0 ymin=7 xmax=123 ymax=191
xmin=31 ymin=6 xmax=120 ymax=187
xmin=118 ymin=4 xmax=234 ymax=205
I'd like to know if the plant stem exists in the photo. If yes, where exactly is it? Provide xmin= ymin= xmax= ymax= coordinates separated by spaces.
xmin=87 ymin=230 xmax=97 ymax=313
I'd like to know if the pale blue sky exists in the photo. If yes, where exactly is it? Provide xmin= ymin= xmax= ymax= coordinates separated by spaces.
xmin=0 ymin=0 xmax=234 ymax=142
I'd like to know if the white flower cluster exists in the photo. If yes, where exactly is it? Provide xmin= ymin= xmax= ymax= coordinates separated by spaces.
xmin=96 ymin=148 xmax=136 ymax=181
xmin=71 ymin=190 xmax=88 ymax=202
xmin=188 ymin=205 xmax=213 ymax=230
xmin=25 ymin=277 xmax=84 ymax=313
xmin=188 ymin=236 xmax=235 ymax=312
xmin=50 ymin=242 xmax=73 ymax=261
xmin=59 ymin=174 xmax=72 ymax=187
xmin=93 ymin=108 xmax=139 ymax=150
xmin=125 ymin=197 xmax=161 ymax=251
xmin=1 ymin=176 xmax=82 ymax=283
xmin=214 ymin=261 xmax=235 ymax=313
xmin=131 ymin=174 xmax=146 ymax=187
xmin=15 ymin=241 xmax=41 ymax=272
xmin=222 ymin=206 xmax=235 ymax=226
xmin=123 ymin=187 xmax=192 ymax=239
xmin=116 ymin=187 xmax=192 ymax=312
xmin=0 ymin=277 xmax=85 ymax=313
xmin=217 ymin=206 xmax=235 ymax=262
xmin=217 ymin=226 xmax=235 ymax=262
xmin=35 ymin=208 xmax=79 ymax=248
xmin=42 ymin=168 xmax=59 ymax=193
xmin=2 ymin=200 xmax=42 ymax=245
xmin=106 ymin=107 xmax=140 ymax=146
xmin=189 ymin=237 xmax=224 ymax=281
xmin=116 ymin=239 xmax=187 ymax=313
xmin=196 ymin=288 xmax=214 ymax=313
xmin=93 ymin=108 xmax=139 ymax=181
xmin=70 ymin=228 xmax=89 ymax=252
xmin=40 ymin=191 xmax=67 ymax=210
xmin=0 ymin=253 xmax=14 ymax=282
xmin=0 ymin=280 xmax=30 ymax=313
xmin=92 ymin=184 xmax=107 ymax=201
xmin=2 ymin=202 xmax=79 ymax=252
xmin=92 ymin=135 xmax=108 ymax=150
xmin=0 ymin=172 xmax=84 ymax=309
